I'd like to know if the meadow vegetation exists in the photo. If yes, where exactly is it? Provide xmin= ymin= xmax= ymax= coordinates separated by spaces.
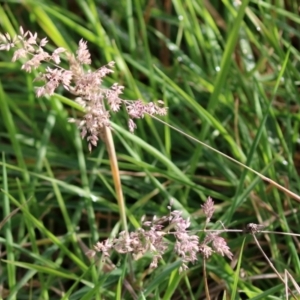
xmin=1 ymin=0 xmax=300 ymax=299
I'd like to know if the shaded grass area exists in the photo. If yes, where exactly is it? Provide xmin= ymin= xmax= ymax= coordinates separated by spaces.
xmin=0 ymin=0 xmax=300 ymax=299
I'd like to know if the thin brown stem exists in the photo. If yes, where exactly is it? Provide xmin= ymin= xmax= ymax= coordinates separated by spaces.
xmin=203 ymin=258 xmax=211 ymax=300
xmin=103 ymin=125 xmax=128 ymax=233
xmin=152 ymin=116 xmax=300 ymax=203
xmin=252 ymin=234 xmax=297 ymax=299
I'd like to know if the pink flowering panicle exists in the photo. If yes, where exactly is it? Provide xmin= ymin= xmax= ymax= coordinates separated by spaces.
xmin=0 ymin=27 xmax=168 ymax=151
xmin=201 ymin=196 xmax=215 ymax=226
xmin=88 ymin=197 xmax=233 ymax=273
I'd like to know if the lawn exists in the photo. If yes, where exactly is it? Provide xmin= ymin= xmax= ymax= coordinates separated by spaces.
xmin=0 ymin=0 xmax=300 ymax=299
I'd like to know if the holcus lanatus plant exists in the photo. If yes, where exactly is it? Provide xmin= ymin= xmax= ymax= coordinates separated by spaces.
xmin=0 ymin=27 xmax=233 ymax=273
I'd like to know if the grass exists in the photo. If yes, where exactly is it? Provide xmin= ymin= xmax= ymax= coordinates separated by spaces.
xmin=1 ymin=0 xmax=300 ymax=299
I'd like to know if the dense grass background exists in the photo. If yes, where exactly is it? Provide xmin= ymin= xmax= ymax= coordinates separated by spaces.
xmin=1 ymin=0 xmax=300 ymax=299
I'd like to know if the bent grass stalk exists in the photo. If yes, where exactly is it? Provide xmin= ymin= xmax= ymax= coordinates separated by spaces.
xmin=152 ymin=116 xmax=300 ymax=203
